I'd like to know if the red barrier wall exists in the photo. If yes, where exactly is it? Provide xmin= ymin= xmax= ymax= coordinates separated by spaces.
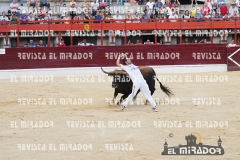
xmin=227 ymin=48 xmax=240 ymax=71
xmin=0 ymin=44 xmax=228 ymax=70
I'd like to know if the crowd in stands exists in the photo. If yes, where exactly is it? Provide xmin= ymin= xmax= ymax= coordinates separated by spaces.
xmin=1 ymin=0 xmax=240 ymax=47
xmin=22 ymin=38 xmax=96 ymax=47
xmin=1 ymin=0 xmax=240 ymax=25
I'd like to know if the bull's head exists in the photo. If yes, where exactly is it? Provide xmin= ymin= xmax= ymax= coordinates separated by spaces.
xmin=101 ymin=67 xmax=131 ymax=88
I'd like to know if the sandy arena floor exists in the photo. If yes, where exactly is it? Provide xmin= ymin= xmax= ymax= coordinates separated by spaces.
xmin=0 ymin=71 xmax=240 ymax=160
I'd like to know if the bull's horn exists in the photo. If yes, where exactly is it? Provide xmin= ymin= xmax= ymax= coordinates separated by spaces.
xmin=101 ymin=67 xmax=110 ymax=74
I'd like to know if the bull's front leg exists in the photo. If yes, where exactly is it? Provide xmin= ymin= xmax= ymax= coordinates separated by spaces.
xmin=109 ymin=90 xmax=118 ymax=105
xmin=133 ymin=89 xmax=140 ymax=101
xmin=117 ymin=93 xmax=130 ymax=106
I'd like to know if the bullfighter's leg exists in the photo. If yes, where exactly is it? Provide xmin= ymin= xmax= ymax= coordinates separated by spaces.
xmin=121 ymin=83 xmax=140 ymax=110
xmin=140 ymin=82 xmax=158 ymax=111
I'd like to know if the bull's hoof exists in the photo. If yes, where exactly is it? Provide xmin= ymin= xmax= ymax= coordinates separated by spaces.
xmin=133 ymin=97 xmax=137 ymax=101
xmin=145 ymin=100 xmax=149 ymax=105
xmin=108 ymin=100 xmax=114 ymax=106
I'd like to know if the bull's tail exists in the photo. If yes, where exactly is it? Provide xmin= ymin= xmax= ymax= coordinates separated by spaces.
xmin=155 ymin=76 xmax=174 ymax=97
xmin=151 ymin=68 xmax=174 ymax=97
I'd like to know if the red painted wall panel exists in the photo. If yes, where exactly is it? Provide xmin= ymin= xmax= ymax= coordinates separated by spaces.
xmin=227 ymin=48 xmax=240 ymax=71
xmin=0 ymin=44 xmax=228 ymax=70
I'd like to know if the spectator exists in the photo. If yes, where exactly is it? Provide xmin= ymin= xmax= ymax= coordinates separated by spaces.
xmin=69 ymin=0 xmax=77 ymax=19
xmin=195 ymin=9 xmax=202 ymax=22
xmin=28 ymin=39 xmax=36 ymax=47
xmin=190 ymin=5 xmax=196 ymax=18
xmin=144 ymin=5 xmax=151 ymax=15
xmin=105 ymin=5 xmax=112 ymax=17
xmin=27 ymin=0 xmax=38 ymax=10
xmin=39 ymin=6 xmax=46 ymax=18
xmin=165 ymin=4 xmax=172 ymax=16
xmin=0 ymin=11 xmax=9 ymax=22
xmin=63 ymin=12 xmax=71 ymax=24
xmin=214 ymin=12 xmax=222 ymax=18
xmin=83 ymin=10 xmax=91 ymax=23
xmin=58 ymin=38 xmax=66 ymax=47
xmin=166 ymin=0 xmax=172 ymax=8
xmin=146 ymin=0 xmax=155 ymax=12
xmin=23 ymin=44 xmax=28 ymax=47
xmin=38 ymin=15 xmax=45 ymax=23
xmin=141 ymin=9 xmax=150 ymax=23
xmin=70 ymin=0 xmax=77 ymax=8
xmin=127 ymin=40 xmax=133 ymax=45
xmin=54 ymin=15 xmax=61 ymax=24
xmin=19 ymin=10 xmax=28 ymax=24
xmin=125 ymin=10 xmax=132 ymax=23
xmin=206 ymin=0 xmax=213 ymax=10
xmin=193 ymin=39 xmax=198 ymax=43
xmin=219 ymin=2 xmax=228 ymax=16
xmin=104 ymin=11 xmax=110 ymax=23
xmin=191 ymin=0 xmax=198 ymax=6
xmin=199 ymin=38 xmax=210 ymax=43
xmin=226 ymin=39 xmax=239 ymax=47
xmin=159 ymin=39 xmax=164 ymax=44
xmin=205 ymin=11 xmax=212 ymax=21
xmin=230 ymin=10 xmax=239 ymax=18
xmin=9 ymin=12 xmax=18 ymax=25
xmin=27 ymin=12 xmax=35 ymax=24
xmin=47 ymin=8 xmax=53 ymax=15
xmin=169 ymin=9 xmax=178 ymax=22
xmin=91 ymin=0 xmax=99 ymax=16
xmin=46 ymin=12 xmax=53 ymax=21
xmin=172 ymin=0 xmax=180 ymax=10
xmin=10 ymin=0 xmax=20 ymax=16
xmin=37 ymin=40 xmax=47 ymax=47
xmin=184 ymin=38 xmax=189 ymax=43
xmin=138 ymin=0 xmax=144 ymax=5
xmin=217 ymin=0 xmax=226 ymax=7
xmin=40 ymin=0 xmax=50 ymax=8
xmin=155 ymin=0 xmax=163 ymax=10
xmin=113 ymin=11 xmax=123 ymax=23
xmin=78 ymin=39 xmax=94 ymax=46
xmin=73 ymin=14 xmax=80 ymax=24
xmin=212 ymin=0 xmax=218 ymax=10
xmin=182 ymin=10 xmax=190 ymax=22
xmin=61 ymin=3 xmax=68 ymax=19
xmin=94 ymin=10 xmax=103 ymax=23
xmin=10 ymin=0 xmax=23 ymax=6
xmin=31 ymin=7 xmax=38 ymax=17
xmin=135 ymin=39 xmax=141 ymax=44
xmin=158 ymin=12 xmax=166 ymax=22
xmin=133 ymin=12 xmax=141 ymax=23
xmin=234 ymin=0 xmax=239 ymax=7
xmin=150 ymin=10 xmax=156 ymax=20
xmin=88 ymin=6 xmax=93 ymax=16
xmin=201 ymin=2 xmax=210 ymax=16
xmin=51 ymin=0 xmax=64 ymax=6
xmin=117 ymin=0 xmax=127 ymax=5
xmin=229 ymin=2 xmax=239 ymax=16
xmin=80 ymin=0 xmax=88 ymax=12
xmin=222 ymin=12 xmax=229 ymax=20
xmin=129 ymin=0 xmax=137 ymax=5
xmin=106 ymin=0 xmax=113 ymax=5
xmin=145 ymin=39 xmax=152 ymax=44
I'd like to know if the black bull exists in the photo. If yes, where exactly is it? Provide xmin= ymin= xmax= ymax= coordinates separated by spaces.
xmin=101 ymin=66 xmax=173 ymax=105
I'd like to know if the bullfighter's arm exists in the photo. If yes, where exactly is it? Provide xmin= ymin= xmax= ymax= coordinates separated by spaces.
xmin=116 ymin=54 xmax=122 ymax=67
